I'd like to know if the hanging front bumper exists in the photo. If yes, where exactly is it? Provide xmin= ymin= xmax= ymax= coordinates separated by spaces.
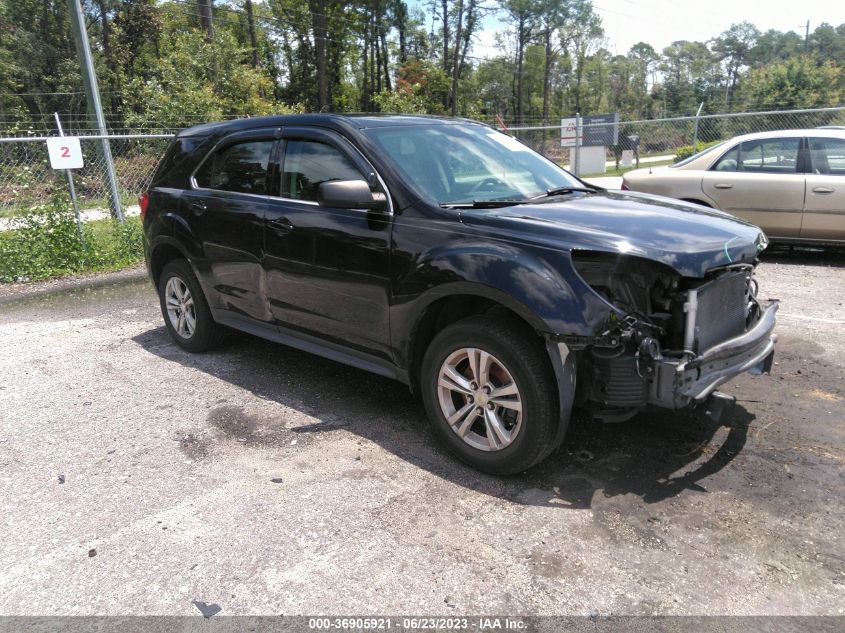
xmin=649 ymin=301 xmax=778 ymax=408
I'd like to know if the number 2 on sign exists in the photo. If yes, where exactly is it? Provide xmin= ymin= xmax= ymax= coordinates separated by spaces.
xmin=60 ymin=146 xmax=70 ymax=158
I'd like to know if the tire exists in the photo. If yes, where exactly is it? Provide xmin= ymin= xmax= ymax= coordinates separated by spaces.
xmin=158 ymin=259 xmax=224 ymax=352
xmin=420 ymin=316 xmax=560 ymax=475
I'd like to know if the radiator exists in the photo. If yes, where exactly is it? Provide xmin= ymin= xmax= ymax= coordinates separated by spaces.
xmin=689 ymin=269 xmax=750 ymax=353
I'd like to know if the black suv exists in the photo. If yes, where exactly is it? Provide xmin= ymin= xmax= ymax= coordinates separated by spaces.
xmin=142 ymin=114 xmax=777 ymax=474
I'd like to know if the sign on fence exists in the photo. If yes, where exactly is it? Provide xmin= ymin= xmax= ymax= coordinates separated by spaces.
xmin=560 ymin=117 xmax=579 ymax=147
xmin=46 ymin=137 xmax=84 ymax=170
xmin=583 ymin=113 xmax=619 ymax=146
xmin=560 ymin=113 xmax=619 ymax=147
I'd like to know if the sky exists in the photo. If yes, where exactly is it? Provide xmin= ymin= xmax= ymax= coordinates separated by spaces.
xmin=459 ymin=0 xmax=845 ymax=59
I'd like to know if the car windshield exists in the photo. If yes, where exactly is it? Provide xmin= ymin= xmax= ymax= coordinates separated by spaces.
xmin=362 ymin=123 xmax=582 ymax=205
xmin=670 ymin=141 xmax=727 ymax=168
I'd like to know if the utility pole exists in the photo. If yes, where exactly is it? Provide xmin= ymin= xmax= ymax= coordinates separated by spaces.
xmin=66 ymin=0 xmax=124 ymax=222
xmin=804 ymin=20 xmax=810 ymax=50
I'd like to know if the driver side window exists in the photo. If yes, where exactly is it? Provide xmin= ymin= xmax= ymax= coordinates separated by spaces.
xmin=281 ymin=140 xmax=364 ymax=202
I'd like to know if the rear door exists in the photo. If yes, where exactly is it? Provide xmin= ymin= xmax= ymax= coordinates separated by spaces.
xmin=182 ymin=129 xmax=278 ymax=323
xmin=803 ymin=137 xmax=845 ymax=241
xmin=701 ymin=137 xmax=805 ymax=238
xmin=262 ymin=127 xmax=393 ymax=360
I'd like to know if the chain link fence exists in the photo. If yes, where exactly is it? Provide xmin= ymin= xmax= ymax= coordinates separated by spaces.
xmin=2 ymin=105 xmax=845 ymax=224
xmin=506 ymin=105 xmax=845 ymax=177
xmin=0 ymin=134 xmax=173 ymax=222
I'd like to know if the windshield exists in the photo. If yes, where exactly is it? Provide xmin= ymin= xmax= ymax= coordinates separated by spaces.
xmin=362 ymin=123 xmax=582 ymax=205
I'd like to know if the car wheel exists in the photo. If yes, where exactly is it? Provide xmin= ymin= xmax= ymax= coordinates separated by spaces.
xmin=158 ymin=259 xmax=224 ymax=352
xmin=421 ymin=316 xmax=560 ymax=475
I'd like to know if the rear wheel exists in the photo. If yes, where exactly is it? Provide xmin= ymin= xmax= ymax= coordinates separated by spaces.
xmin=158 ymin=259 xmax=224 ymax=352
xmin=421 ymin=316 xmax=560 ymax=475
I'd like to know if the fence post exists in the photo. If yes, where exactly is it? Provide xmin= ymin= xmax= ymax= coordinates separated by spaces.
xmin=692 ymin=102 xmax=704 ymax=154
xmin=574 ymin=112 xmax=582 ymax=177
xmin=53 ymin=113 xmax=85 ymax=244
xmin=67 ymin=0 xmax=124 ymax=223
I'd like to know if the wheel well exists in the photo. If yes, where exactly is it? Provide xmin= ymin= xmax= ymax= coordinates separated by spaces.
xmin=680 ymin=197 xmax=712 ymax=208
xmin=407 ymin=295 xmax=543 ymax=392
xmin=149 ymin=244 xmax=185 ymax=286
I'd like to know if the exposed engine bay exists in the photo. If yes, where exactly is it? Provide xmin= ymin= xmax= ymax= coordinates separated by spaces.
xmin=568 ymin=251 xmax=778 ymax=422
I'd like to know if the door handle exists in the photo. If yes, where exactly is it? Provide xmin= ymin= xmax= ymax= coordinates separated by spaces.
xmin=812 ymin=186 xmax=834 ymax=194
xmin=714 ymin=183 xmax=733 ymax=189
xmin=189 ymin=201 xmax=207 ymax=215
xmin=267 ymin=217 xmax=294 ymax=234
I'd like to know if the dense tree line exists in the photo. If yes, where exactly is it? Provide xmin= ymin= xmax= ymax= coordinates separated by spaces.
xmin=0 ymin=0 xmax=843 ymax=131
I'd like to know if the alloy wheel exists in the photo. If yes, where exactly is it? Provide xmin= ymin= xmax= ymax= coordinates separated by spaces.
xmin=164 ymin=276 xmax=196 ymax=339
xmin=436 ymin=347 xmax=523 ymax=451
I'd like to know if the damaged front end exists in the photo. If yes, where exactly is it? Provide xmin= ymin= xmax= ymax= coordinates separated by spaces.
xmin=565 ymin=251 xmax=777 ymax=422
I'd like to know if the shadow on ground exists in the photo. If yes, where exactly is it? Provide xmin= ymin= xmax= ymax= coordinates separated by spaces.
xmin=133 ymin=326 xmax=753 ymax=510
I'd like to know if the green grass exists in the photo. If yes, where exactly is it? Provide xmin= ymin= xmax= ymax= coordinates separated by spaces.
xmin=582 ymin=158 xmax=675 ymax=178
xmin=0 ymin=199 xmax=144 ymax=283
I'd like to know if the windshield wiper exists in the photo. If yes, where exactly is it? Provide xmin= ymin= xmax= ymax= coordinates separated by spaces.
xmin=532 ymin=185 xmax=602 ymax=199
xmin=440 ymin=199 xmax=530 ymax=209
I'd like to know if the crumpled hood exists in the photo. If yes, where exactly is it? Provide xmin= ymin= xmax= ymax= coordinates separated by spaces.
xmin=459 ymin=190 xmax=767 ymax=278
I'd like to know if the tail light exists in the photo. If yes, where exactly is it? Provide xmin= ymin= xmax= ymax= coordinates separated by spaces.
xmin=139 ymin=191 xmax=149 ymax=219
xmin=620 ymin=182 xmax=629 ymax=191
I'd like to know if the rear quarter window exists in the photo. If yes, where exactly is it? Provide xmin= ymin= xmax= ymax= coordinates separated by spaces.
xmin=150 ymin=136 xmax=213 ymax=188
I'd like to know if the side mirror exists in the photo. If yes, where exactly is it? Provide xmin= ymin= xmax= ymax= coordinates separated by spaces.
xmin=317 ymin=179 xmax=387 ymax=211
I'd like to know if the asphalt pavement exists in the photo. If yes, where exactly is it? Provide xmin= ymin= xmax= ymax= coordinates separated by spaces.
xmin=1 ymin=250 xmax=844 ymax=616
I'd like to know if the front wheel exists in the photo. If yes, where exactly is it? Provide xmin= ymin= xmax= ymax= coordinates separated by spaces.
xmin=158 ymin=259 xmax=224 ymax=352
xmin=421 ymin=316 xmax=561 ymax=475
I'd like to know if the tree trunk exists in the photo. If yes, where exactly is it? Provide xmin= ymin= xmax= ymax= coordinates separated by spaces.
xmin=516 ymin=15 xmax=526 ymax=124
xmin=361 ymin=17 xmax=369 ymax=111
xmin=327 ymin=12 xmax=341 ymax=107
xmin=574 ymin=55 xmax=584 ymax=113
xmin=245 ymin=0 xmax=259 ymax=68
xmin=449 ymin=0 xmax=463 ymax=115
xmin=374 ymin=22 xmax=383 ymax=93
xmin=371 ymin=15 xmax=379 ymax=95
xmin=310 ymin=0 xmax=329 ymax=110
xmin=96 ymin=0 xmax=120 ymax=118
xmin=396 ymin=4 xmax=407 ymax=63
xmin=458 ymin=0 xmax=477 ymax=72
xmin=441 ymin=0 xmax=449 ymax=74
xmin=380 ymin=28 xmax=392 ymax=91
xmin=197 ymin=0 xmax=213 ymax=41
xmin=542 ymin=28 xmax=552 ymax=125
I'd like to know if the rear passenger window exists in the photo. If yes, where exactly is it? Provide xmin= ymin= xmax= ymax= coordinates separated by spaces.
xmin=281 ymin=140 xmax=364 ymax=202
xmin=738 ymin=138 xmax=799 ymax=174
xmin=809 ymin=138 xmax=845 ymax=175
xmin=194 ymin=140 xmax=273 ymax=194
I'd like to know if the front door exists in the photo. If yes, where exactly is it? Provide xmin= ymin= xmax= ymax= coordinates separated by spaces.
xmin=262 ymin=128 xmax=393 ymax=360
xmin=702 ymin=137 xmax=805 ymax=239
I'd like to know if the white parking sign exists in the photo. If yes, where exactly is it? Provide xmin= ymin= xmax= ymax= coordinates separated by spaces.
xmin=46 ymin=136 xmax=84 ymax=170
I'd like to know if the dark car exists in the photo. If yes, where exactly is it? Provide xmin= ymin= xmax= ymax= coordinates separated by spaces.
xmin=141 ymin=114 xmax=777 ymax=475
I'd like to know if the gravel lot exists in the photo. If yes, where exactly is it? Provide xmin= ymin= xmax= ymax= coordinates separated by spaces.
xmin=1 ymin=249 xmax=843 ymax=616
